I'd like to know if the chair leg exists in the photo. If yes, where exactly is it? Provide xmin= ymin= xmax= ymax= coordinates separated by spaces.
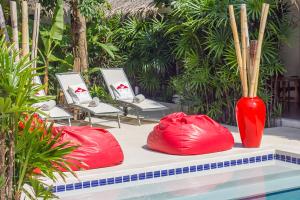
xmin=88 ymin=112 xmax=92 ymax=127
xmin=137 ymin=111 xmax=141 ymax=126
xmin=68 ymin=118 xmax=71 ymax=126
xmin=161 ymin=110 xmax=166 ymax=118
xmin=123 ymin=106 xmax=128 ymax=116
xmin=117 ymin=114 xmax=121 ymax=128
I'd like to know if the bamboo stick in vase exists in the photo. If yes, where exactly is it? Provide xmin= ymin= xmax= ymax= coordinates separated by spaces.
xmin=244 ymin=5 xmax=251 ymax=90
xmin=32 ymin=3 xmax=41 ymax=70
xmin=229 ymin=5 xmax=247 ymax=97
xmin=249 ymin=40 xmax=258 ymax=83
xmin=246 ymin=45 xmax=251 ymax=88
xmin=240 ymin=4 xmax=248 ymax=97
xmin=10 ymin=1 xmax=20 ymax=62
xmin=254 ymin=4 xmax=269 ymax=96
xmin=0 ymin=5 xmax=10 ymax=42
xmin=249 ymin=3 xmax=269 ymax=97
xmin=22 ymin=1 xmax=30 ymax=58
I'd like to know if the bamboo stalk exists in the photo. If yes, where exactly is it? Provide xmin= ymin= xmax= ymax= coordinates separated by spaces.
xmin=0 ymin=5 xmax=9 ymax=42
xmin=22 ymin=1 xmax=30 ymax=58
xmin=250 ymin=40 xmax=258 ymax=83
xmin=246 ymin=46 xmax=251 ymax=87
xmin=31 ymin=3 xmax=41 ymax=70
xmin=10 ymin=1 xmax=20 ymax=62
xmin=229 ymin=5 xmax=247 ymax=97
xmin=254 ymin=4 xmax=268 ymax=96
xmin=244 ymin=5 xmax=251 ymax=91
xmin=249 ymin=3 xmax=270 ymax=97
xmin=240 ymin=4 xmax=248 ymax=97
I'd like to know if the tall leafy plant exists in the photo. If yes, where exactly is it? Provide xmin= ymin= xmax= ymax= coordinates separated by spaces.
xmin=168 ymin=0 xmax=292 ymax=126
xmin=16 ymin=116 xmax=77 ymax=199
xmin=112 ymin=17 xmax=176 ymax=98
xmin=0 ymin=38 xmax=76 ymax=199
xmin=39 ymin=0 xmax=67 ymax=94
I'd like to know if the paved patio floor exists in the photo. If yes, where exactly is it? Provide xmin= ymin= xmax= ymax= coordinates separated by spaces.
xmin=49 ymin=115 xmax=300 ymax=185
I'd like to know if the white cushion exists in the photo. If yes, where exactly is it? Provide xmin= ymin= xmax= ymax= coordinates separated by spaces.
xmin=133 ymin=94 xmax=145 ymax=103
xmin=32 ymin=100 xmax=56 ymax=111
xmin=111 ymin=82 xmax=134 ymax=100
xmin=68 ymin=84 xmax=92 ymax=104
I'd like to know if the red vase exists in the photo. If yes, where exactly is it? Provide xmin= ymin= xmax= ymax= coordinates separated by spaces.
xmin=235 ymin=97 xmax=266 ymax=148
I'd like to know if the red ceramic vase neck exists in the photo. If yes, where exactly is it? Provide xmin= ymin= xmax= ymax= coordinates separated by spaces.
xmin=235 ymin=97 xmax=266 ymax=148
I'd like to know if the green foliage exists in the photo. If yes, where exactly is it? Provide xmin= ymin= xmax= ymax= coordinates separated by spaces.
xmin=167 ymin=0 xmax=292 ymax=125
xmin=87 ymin=16 xmax=176 ymax=99
xmin=89 ymin=84 xmax=114 ymax=103
xmin=39 ymin=0 xmax=107 ymax=20
xmin=16 ymin=116 xmax=77 ymax=199
xmin=0 ymin=38 xmax=76 ymax=199
xmin=86 ymin=0 xmax=295 ymax=126
xmin=0 ymin=39 xmax=49 ymax=111
xmin=48 ymin=0 xmax=64 ymax=40
xmin=38 ymin=0 xmax=73 ymax=94
xmin=78 ymin=0 xmax=108 ymax=20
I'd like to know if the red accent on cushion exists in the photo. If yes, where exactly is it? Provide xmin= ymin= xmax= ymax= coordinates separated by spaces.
xmin=75 ymin=87 xmax=87 ymax=93
xmin=116 ymin=84 xmax=129 ymax=90
xmin=52 ymin=126 xmax=124 ymax=171
xmin=147 ymin=112 xmax=234 ymax=155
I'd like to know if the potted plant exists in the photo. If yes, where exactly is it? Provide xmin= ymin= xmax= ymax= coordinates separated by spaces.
xmin=228 ymin=4 xmax=269 ymax=148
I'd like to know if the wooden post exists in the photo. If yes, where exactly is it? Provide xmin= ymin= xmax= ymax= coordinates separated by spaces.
xmin=22 ymin=1 xmax=30 ymax=58
xmin=10 ymin=1 xmax=20 ymax=62
xmin=32 ymin=3 xmax=41 ymax=70
xmin=229 ymin=5 xmax=247 ymax=97
xmin=0 ymin=5 xmax=9 ymax=42
xmin=241 ymin=4 xmax=248 ymax=97
xmin=249 ymin=4 xmax=269 ymax=97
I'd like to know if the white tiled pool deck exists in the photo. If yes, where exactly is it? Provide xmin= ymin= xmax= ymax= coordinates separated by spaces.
xmin=49 ymin=116 xmax=300 ymax=186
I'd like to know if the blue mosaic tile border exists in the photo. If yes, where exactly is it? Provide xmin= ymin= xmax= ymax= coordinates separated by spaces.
xmin=51 ymin=152 xmax=300 ymax=193
xmin=274 ymin=153 xmax=300 ymax=164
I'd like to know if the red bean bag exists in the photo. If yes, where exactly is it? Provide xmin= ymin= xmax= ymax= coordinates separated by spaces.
xmin=52 ymin=126 xmax=124 ymax=171
xmin=147 ymin=112 xmax=234 ymax=155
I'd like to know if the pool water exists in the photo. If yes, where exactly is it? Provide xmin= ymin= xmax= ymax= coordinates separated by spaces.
xmin=243 ymin=187 xmax=300 ymax=200
xmin=58 ymin=161 xmax=300 ymax=200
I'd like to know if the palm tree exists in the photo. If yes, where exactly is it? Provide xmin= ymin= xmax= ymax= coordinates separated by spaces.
xmin=39 ymin=0 xmax=100 ymax=73
xmin=70 ymin=0 xmax=89 ymax=72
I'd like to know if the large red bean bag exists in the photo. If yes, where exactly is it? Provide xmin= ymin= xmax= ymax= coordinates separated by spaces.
xmin=53 ymin=126 xmax=124 ymax=171
xmin=147 ymin=112 xmax=234 ymax=155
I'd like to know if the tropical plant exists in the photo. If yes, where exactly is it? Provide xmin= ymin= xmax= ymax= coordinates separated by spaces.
xmin=87 ymin=20 xmax=119 ymax=67
xmin=89 ymin=84 xmax=114 ymax=103
xmin=40 ymin=0 xmax=108 ymax=74
xmin=0 ymin=38 xmax=76 ymax=199
xmin=166 ymin=0 xmax=293 ymax=126
xmin=38 ymin=0 xmax=69 ymax=94
xmin=16 ymin=115 xmax=77 ymax=199
xmin=113 ymin=17 xmax=176 ymax=98
xmin=88 ymin=0 xmax=296 ymax=126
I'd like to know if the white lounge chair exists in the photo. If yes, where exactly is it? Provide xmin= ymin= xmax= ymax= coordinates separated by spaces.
xmin=33 ymin=76 xmax=73 ymax=126
xmin=101 ymin=68 xmax=167 ymax=125
xmin=55 ymin=72 xmax=122 ymax=128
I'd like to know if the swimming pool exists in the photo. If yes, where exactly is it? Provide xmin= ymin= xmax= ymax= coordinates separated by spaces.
xmin=244 ymin=187 xmax=300 ymax=200
xmin=57 ymin=151 xmax=300 ymax=200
